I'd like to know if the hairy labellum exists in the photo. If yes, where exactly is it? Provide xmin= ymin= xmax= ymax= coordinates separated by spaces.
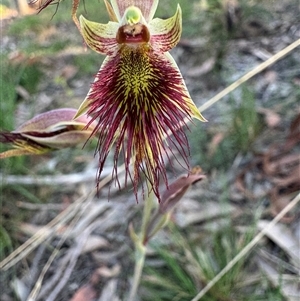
xmin=75 ymin=0 xmax=206 ymax=201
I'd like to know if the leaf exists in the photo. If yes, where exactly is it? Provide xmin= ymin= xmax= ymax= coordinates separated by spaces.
xmin=258 ymin=220 xmax=300 ymax=267
xmin=258 ymin=107 xmax=281 ymax=129
xmin=69 ymin=284 xmax=97 ymax=301
xmin=159 ymin=167 xmax=206 ymax=214
xmin=207 ymin=132 xmax=226 ymax=158
xmin=98 ymin=279 xmax=120 ymax=301
xmin=144 ymin=167 xmax=206 ymax=243
xmin=69 ymin=269 xmax=101 ymax=301
xmin=235 ymin=112 xmax=300 ymax=220
xmin=96 ymin=264 xmax=121 ymax=278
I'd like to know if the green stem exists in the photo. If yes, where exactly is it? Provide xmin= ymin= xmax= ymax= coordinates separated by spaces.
xmin=140 ymin=189 xmax=154 ymax=243
xmin=128 ymin=189 xmax=154 ymax=300
xmin=128 ymin=242 xmax=147 ymax=301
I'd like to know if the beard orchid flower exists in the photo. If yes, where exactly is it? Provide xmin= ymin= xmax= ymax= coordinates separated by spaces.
xmin=75 ymin=0 xmax=206 ymax=200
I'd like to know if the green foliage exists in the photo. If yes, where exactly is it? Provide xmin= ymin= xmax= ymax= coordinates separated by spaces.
xmin=189 ymin=85 xmax=262 ymax=170
xmin=0 ymin=54 xmax=43 ymax=174
xmin=0 ymin=25 xmax=46 ymax=258
xmin=142 ymin=250 xmax=197 ymax=300
xmin=42 ymin=0 xmax=109 ymax=24
xmin=142 ymin=222 xmax=256 ymax=301
xmin=0 ymin=57 xmax=28 ymax=173
xmin=0 ymin=56 xmax=18 ymax=130
xmin=230 ymin=85 xmax=261 ymax=152
xmin=73 ymin=53 xmax=103 ymax=76
xmin=0 ymin=225 xmax=13 ymax=261
xmin=20 ymin=64 xmax=44 ymax=94
xmin=247 ymin=285 xmax=285 ymax=301
xmin=7 ymin=15 xmax=43 ymax=36
xmin=0 ymin=184 xmax=38 ymax=260
xmin=0 ymin=56 xmax=44 ymax=129
xmin=188 ymin=125 xmax=236 ymax=171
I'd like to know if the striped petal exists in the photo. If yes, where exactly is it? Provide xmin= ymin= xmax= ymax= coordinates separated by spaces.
xmin=0 ymin=109 xmax=97 ymax=159
xmin=16 ymin=108 xmax=92 ymax=132
xmin=79 ymin=16 xmax=119 ymax=56
xmin=79 ymin=44 xmax=205 ymax=199
xmin=111 ymin=0 xmax=158 ymax=22
xmin=149 ymin=4 xmax=182 ymax=53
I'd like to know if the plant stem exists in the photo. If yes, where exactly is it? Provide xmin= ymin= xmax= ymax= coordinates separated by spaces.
xmin=128 ymin=190 xmax=154 ymax=300
xmin=128 ymin=242 xmax=146 ymax=301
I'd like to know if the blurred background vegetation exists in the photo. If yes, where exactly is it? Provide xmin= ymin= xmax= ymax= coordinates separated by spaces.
xmin=0 ymin=0 xmax=299 ymax=300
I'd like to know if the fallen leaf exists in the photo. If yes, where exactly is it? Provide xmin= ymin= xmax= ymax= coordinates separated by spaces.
xmin=96 ymin=264 xmax=121 ymax=278
xmin=258 ymin=220 xmax=300 ymax=267
xmin=186 ymin=57 xmax=216 ymax=77
xmin=60 ymin=65 xmax=78 ymax=81
xmin=235 ymin=113 xmax=300 ymax=220
xmin=264 ymin=70 xmax=278 ymax=83
xmin=69 ymin=284 xmax=96 ymax=301
xmin=98 ymin=279 xmax=120 ymax=301
xmin=207 ymin=132 xmax=226 ymax=158
xmin=69 ymin=269 xmax=101 ymax=301
xmin=81 ymin=235 xmax=109 ymax=254
xmin=257 ymin=107 xmax=281 ymax=128
xmin=269 ymin=189 xmax=296 ymax=223
xmin=289 ymin=112 xmax=300 ymax=136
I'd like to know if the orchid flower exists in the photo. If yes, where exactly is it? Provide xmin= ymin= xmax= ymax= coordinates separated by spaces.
xmin=75 ymin=0 xmax=206 ymax=200
xmin=0 ymin=109 xmax=96 ymax=159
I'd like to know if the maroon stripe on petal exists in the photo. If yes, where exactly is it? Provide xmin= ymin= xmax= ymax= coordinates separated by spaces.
xmin=84 ymin=44 xmax=194 ymax=201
